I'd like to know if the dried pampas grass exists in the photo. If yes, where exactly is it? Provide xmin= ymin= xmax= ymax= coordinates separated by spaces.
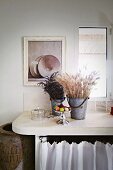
xmin=55 ymin=71 xmax=100 ymax=98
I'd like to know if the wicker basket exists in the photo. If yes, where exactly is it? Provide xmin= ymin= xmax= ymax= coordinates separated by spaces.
xmin=0 ymin=123 xmax=35 ymax=170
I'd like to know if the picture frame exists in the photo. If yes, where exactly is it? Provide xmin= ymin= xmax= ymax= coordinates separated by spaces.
xmin=24 ymin=36 xmax=66 ymax=86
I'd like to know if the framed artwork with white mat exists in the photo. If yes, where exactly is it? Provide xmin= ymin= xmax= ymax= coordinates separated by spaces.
xmin=24 ymin=36 xmax=66 ymax=86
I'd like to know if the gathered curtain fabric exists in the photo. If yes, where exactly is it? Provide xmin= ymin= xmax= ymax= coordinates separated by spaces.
xmin=38 ymin=141 xmax=113 ymax=170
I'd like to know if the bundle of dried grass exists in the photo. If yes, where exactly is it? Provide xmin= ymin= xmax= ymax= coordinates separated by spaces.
xmin=55 ymin=71 xmax=100 ymax=98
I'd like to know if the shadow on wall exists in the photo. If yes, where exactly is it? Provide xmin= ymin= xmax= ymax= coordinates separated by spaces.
xmin=23 ymin=88 xmax=51 ymax=111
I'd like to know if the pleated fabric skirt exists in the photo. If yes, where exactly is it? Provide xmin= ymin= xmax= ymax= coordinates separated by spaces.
xmin=38 ymin=141 xmax=113 ymax=170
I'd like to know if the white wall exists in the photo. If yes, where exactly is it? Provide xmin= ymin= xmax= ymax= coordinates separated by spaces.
xmin=0 ymin=0 xmax=113 ymax=125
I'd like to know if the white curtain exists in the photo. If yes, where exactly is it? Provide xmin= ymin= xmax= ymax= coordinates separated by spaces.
xmin=38 ymin=141 xmax=113 ymax=170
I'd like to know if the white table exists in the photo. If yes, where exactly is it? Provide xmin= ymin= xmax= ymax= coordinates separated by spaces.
xmin=12 ymin=111 xmax=113 ymax=170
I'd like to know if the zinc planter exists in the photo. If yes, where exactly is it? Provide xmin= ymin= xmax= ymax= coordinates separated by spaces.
xmin=68 ymin=98 xmax=88 ymax=120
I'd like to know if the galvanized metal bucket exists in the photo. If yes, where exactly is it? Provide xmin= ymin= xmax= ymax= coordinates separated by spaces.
xmin=68 ymin=98 xmax=88 ymax=120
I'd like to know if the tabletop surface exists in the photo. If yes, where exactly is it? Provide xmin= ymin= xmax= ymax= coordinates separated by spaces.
xmin=12 ymin=111 xmax=113 ymax=136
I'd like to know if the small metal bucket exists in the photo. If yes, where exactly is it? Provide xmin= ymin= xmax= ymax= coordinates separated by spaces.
xmin=68 ymin=98 xmax=88 ymax=119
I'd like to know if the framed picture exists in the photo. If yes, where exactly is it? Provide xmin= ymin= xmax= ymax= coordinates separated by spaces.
xmin=24 ymin=36 xmax=66 ymax=86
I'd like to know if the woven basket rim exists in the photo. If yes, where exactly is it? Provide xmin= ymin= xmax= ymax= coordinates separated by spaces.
xmin=0 ymin=123 xmax=19 ymax=136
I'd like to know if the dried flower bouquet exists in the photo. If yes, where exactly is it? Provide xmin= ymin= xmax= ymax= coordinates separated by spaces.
xmin=38 ymin=72 xmax=64 ymax=100
xmin=55 ymin=71 xmax=100 ymax=99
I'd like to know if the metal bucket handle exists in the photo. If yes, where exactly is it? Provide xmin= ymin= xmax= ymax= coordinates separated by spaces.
xmin=67 ymin=97 xmax=89 ymax=108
